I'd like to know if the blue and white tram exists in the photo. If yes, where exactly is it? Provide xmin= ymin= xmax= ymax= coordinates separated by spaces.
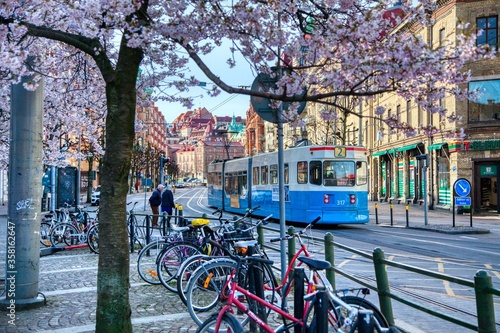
xmin=207 ymin=145 xmax=369 ymax=225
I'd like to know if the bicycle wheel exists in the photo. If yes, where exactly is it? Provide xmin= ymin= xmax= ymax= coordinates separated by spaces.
xmin=338 ymin=295 xmax=389 ymax=330
xmin=137 ymin=239 xmax=171 ymax=285
xmin=196 ymin=313 xmax=243 ymax=333
xmin=186 ymin=259 xmax=251 ymax=327
xmin=306 ymin=295 xmax=389 ymax=333
xmin=50 ymin=223 xmax=80 ymax=247
xmin=157 ymin=242 xmax=202 ymax=292
xmin=87 ymin=224 xmax=99 ymax=254
xmin=40 ymin=222 xmax=52 ymax=247
xmin=177 ymin=254 xmax=214 ymax=305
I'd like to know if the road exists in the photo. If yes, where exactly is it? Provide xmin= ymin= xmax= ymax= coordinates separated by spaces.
xmin=168 ymin=185 xmax=500 ymax=333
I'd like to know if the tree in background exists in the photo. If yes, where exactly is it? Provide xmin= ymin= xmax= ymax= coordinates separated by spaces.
xmin=0 ymin=1 xmax=493 ymax=332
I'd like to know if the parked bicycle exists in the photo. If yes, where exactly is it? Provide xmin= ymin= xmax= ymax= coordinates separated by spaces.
xmin=49 ymin=205 xmax=97 ymax=249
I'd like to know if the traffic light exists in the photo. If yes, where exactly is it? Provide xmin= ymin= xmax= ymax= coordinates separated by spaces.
xmin=160 ymin=157 xmax=170 ymax=167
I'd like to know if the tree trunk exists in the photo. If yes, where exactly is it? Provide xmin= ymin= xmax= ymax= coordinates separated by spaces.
xmin=95 ymin=44 xmax=143 ymax=333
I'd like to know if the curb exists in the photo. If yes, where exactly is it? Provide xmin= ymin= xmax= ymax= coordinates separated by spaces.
xmin=378 ymin=223 xmax=490 ymax=234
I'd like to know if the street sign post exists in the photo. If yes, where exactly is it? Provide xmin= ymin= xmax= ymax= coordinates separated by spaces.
xmin=452 ymin=178 xmax=473 ymax=227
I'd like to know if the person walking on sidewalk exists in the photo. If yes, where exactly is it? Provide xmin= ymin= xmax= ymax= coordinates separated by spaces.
xmin=149 ymin=184 xmax=164 ymax=227
xmin=161 ymin=184 xmax=175 ymax=225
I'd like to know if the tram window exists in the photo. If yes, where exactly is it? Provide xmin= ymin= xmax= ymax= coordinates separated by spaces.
xmin=284 ymin=163 xmax=289 ymax=184
xmin=225 ymin=173 xmax=237 ymax=195
xmin=261 ymin=165 xmax=268 ymax=184
xmin=309 ymin=161 xmax=322 ymax=186
xmin=323 ymin=161 xmax=337 ymax=186
xmin=323 ymin=161 xmax=356 ymax=186
xmin=270 ymin=164 xmax=278 ymax=184
xmin=356 ymin=161 xmax=367 ymax=185
xmin=239 ymin=173 xmax=248 ymax=196
xmin=252 ymin=167 xmax=259 ymax=185
xmin=297 ymin=161 xmax=308 ymax=184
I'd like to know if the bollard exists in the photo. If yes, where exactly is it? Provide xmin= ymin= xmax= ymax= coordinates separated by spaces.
xmin=390 ymin=201 xmax=394 ymax=226
xmin=474 ymin=270 xmax=496 ymax=333
xmin=178 ymin=204 xmax=184 ymax=226
xmin=372 ymin=248 xmax=395 ymax=326
xmin=324 ymin=232 xmax=335 ymax=289
xmin=293 ymin=268 xmax=305 ymax=333
xmin=287 ymin=226 xmax=296 ymax=268
xmin=405 ymin=204 xmax=409 ymax=227
xmin=375 ymin=203 xmax=379 ymax=225
xmin=357 ymin=310 xmax=375 ymax=333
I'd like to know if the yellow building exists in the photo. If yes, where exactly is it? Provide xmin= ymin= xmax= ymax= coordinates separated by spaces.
xmin=364 ymin=0 xmax=500 ymax=214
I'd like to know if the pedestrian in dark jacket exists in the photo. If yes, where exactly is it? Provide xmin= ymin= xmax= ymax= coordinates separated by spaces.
xmin=161 ymin=184 xmax=175 ymax=224
xmin=149 ymin=184 xmax=164 ymax=227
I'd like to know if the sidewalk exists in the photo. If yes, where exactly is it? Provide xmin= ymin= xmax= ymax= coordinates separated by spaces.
xmin=367 ymin=200 xmax=500 ymax=234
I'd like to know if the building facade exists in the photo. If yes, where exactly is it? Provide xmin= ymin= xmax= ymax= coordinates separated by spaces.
xmin=366 ymin=0 xmax=500 ymax=214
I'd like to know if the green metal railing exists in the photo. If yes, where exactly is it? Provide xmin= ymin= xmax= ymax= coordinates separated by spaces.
xmin=257 ymin=224 xmax=499 ymax=333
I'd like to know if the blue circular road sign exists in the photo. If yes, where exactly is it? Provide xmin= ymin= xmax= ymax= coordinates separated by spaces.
xmin=454 ymin=178 xmax=471 ymax=197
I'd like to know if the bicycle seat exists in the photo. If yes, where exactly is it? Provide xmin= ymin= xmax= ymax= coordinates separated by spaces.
xmin=297 ymin=256 xmax=331 ymax=271
xmin=192 ymin=218 xmax=210 ymax=227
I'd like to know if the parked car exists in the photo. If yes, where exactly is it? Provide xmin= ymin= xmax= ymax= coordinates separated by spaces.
xmin=175 ymin=182 xmax=185 ymax=188
xmin=91 ymin=186 xmax=101 ymax=206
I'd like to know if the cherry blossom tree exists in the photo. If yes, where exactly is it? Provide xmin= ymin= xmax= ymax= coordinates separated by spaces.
xmin=0 ymin=0 xmax=493 ymax=331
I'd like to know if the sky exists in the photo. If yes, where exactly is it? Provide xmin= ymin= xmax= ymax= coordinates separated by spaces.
xmin=155 ymin=40 xmax=257 ymax=124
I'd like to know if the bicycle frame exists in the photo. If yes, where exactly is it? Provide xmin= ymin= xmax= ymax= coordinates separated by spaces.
xmin=214 ymin=268 xmax=303 ymax=333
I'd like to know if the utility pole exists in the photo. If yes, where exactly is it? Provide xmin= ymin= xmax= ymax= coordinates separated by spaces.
xmin=0 ymin=66 xmax=45 ymax=310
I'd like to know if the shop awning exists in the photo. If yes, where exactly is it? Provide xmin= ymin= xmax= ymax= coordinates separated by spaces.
xmin=388 ymin=148 xmax=397 ymax=155
xmin=428 ymin=142 xmax=447 ymax=151
xmin=397 ymin=143 xmax=421 ymax=152
xmin=372 ymin=150 xmax=387 ymax=157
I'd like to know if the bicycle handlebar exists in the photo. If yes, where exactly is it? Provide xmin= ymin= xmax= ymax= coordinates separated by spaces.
xmin=207 ymin=239 xmax=274 ymax=266
xmin=223 ymin=214 xmax=272 ymax=236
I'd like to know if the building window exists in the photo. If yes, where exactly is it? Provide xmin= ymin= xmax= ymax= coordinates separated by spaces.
xmin=477 ymin=16 xmax=498 ymax=50
xmin=468 ymin=79 xmax=500 ymax=122
xmin=439 ymin=28 xmax=445 ymax=47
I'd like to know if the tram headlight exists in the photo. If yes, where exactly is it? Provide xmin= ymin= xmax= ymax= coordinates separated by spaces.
xmin=349 ymin=194 xmax=356 ymax=204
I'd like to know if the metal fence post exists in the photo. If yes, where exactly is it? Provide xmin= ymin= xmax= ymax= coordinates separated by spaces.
xmin=474 ymin=270 xmax=496 ymax=333
xmin=287 ymin=226 xmax=296 ymax=268
xmin=129 ymin=214 xmax=135 ymax=253
xmin=145 ymin=214 xmax=151 ymax=245
xmin=372 ymin=247 xmax=395 ymax=326
xmin=293 ymin=268 xmax=305 ymax=333
xmin=375 ymin=203 xmax=379 ymax=224
xmin=257 ymin=223 xmax=265 ymax=250
xmin=324 ymin=232 xmax=335 ymax=289
xmin=314 ymin=287 xmax=328 ymax=333
xmin=357 ymin=310 xmax=375 ymax=333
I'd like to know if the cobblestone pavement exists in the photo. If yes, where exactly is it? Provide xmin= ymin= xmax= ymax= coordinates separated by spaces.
xmin=0 ymin=245 xmax=201 ymax=333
